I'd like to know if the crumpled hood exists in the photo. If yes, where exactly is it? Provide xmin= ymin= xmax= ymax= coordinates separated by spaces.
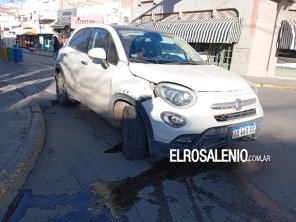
xmin=128 ymin=63 xmax=250 ymax=92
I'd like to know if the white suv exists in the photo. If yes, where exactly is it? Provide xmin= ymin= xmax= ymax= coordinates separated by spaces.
xmin=55 ymin=24 xmax=263 ymax=159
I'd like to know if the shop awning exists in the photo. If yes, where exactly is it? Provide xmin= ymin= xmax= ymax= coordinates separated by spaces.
xmin=23 ymin=30 xmax=37 ymax=35
xmin=13 ymin=27 xmax=37 ymax=36
xmin=136 ymin=20 xmax=175 ymax=33
xmin=277 ymin=20 xmax=296 ymax=50
xmin=172 ymin=17 xmax=242 ymax=43
xmin=134 ymin=17 xmax=243 ymax=44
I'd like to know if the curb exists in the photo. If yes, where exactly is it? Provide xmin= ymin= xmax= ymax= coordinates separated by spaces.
xmin=254 ymin=83 xmax=296 ymax=91
xmin=0 ymin=102 xmax=45 ymax=219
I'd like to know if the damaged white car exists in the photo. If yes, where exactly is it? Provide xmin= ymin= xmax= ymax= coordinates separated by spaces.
xmin=55 ymin=24 xmax=263 ymax=160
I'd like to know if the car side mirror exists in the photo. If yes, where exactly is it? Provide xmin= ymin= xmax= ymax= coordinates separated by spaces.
xmin=88 ymin=48 xmax=109 ymax=69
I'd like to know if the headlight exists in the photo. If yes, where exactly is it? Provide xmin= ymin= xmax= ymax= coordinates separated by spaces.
xmin=155 ymin=83 xmax=197 ymax=107
xmin=248 ymin=81 xmax=259 ymax=94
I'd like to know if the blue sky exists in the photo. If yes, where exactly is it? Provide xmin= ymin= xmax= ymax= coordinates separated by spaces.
xmin=0 ymin=0 xmax=24 ymax=4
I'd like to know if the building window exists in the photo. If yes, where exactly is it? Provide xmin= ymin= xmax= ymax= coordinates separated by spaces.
xmin=208 ymin=44 xmax=233 ymax=70
xmin=190 ymin=43 xmax=233 ymax=70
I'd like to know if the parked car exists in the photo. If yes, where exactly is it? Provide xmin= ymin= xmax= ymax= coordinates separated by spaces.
xmin=55 ymin=24 xmax=263 ymax=160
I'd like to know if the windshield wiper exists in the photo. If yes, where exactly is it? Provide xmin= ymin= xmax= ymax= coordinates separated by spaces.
xmin=129 ymin=58 xmax=151 ymax=64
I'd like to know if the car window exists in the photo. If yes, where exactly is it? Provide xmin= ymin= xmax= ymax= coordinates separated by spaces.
xmin=88 ymin=28 xmax=110 ymax=52
xmin=107 ymin=38 xmax=119 ymax=65
xmin=68 ymin=28 xmax=91 ymax=52
xmin=117 ymin=29 xmax=204 ymax=64
xmin=88 ymin=28 xmax=119 ymax=65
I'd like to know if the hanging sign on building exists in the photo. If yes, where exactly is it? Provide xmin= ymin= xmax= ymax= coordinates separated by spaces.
xmin=71 ymin=15 xmax=104 ymax=29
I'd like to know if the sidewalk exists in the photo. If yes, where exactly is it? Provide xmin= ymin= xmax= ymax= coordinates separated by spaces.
xmin=246 ymin=76 xmax=296 ymax=91
xmin=0 ymin=83 xmax=45 ymax=219
xmin=0 ymin=57 xmax=55 ymax=219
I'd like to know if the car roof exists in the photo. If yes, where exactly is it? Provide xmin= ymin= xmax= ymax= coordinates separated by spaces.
xmin=73 ymin=24 xmax=169 ymax=35
xmin=112 ymin=25 xmax=172 ymax=35
xmin=110 ymin=24 xmax=149 ymax=31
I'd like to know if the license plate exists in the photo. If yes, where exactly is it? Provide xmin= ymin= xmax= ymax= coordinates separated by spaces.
xmin=232 ymin=122 xmax=256 ymax=139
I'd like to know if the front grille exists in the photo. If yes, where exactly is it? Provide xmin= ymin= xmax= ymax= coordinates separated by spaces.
xmin=211 ymin=98 xmax=257 ymax=110
xmin=214 ymin=109 xmax=256 ymax=122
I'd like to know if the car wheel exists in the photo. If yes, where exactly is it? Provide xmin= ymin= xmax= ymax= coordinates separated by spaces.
xmin=55 ymin=72 xmax=71 ymax=105
xmin=122 ymin=105 xmax=146 ymax=160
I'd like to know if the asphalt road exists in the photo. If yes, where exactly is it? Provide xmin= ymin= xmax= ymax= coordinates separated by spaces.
xmin=4 ymin=54 xmax=296 ymax=222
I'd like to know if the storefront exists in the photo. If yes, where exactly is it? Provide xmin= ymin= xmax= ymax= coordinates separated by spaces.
xmin=17 ymin=34 xmax=39 ymax=48
xmin=130 ymin=0 xmax=296 ymax=77
xmin=15 ymin=28 xmax=39 ymax=48
xmin=277 ymin=20 xmax=296 ymax=57
xmin=135 ymin=17 xmax=242 ymax=70
xmin=39 ymin=34 xmax=53 ymax=51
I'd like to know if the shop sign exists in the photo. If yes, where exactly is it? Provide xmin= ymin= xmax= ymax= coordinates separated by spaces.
xmin=71 ymin=15 xmax=104 ymax=29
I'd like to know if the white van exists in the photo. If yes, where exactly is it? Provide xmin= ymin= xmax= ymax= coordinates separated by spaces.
xmin=55 ymin=24 xmax=263 ymax=159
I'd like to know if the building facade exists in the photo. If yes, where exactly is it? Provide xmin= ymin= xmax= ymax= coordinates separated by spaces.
xmin=57 ymin=0 xmax=132 ymax=25
xmin=0 ymin=5 xmax=21 ymax=47
xmin=131 ymin=0 xmax=296 ymax=77
xmin=13 ymin=0 xmax=58 ymax=51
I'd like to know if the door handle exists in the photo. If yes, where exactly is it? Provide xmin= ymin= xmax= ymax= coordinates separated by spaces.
xmin=81 ymin=60 xmax=88 ymax=65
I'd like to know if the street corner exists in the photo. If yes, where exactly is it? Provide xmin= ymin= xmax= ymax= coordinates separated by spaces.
xmin=0 ymin=102 xmax=45 ymax=219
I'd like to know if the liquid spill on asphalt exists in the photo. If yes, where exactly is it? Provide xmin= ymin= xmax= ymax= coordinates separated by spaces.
xmin=90 ymin=157 xmax=238 ymax=217
xmin=89 ymin=157 xmax=296 ymax=221
xmin=5 ymin=155 xmax=295 ymax=221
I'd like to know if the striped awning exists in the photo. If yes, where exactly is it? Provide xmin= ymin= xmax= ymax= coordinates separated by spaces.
xmin=134 ymin=17 xmax=243 ymax=44
xmin=277 ymin=20 xmax=296 ymax=50
xmin=137 ymin=20 xmax=175 ymax=33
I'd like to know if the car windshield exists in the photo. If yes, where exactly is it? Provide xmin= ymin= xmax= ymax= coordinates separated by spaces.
xmin=116 ymin=29 xmax=205 ymax=65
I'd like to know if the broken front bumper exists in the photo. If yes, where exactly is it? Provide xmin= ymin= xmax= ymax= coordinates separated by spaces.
xmin=148 ymin=118 xmax=263 ymax=157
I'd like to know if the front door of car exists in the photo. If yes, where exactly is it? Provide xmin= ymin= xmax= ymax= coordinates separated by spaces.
xmin=64 ymin=28 xmax=92 ymax=101
xmin=79 ymin=28 xmax=119 ymax=118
